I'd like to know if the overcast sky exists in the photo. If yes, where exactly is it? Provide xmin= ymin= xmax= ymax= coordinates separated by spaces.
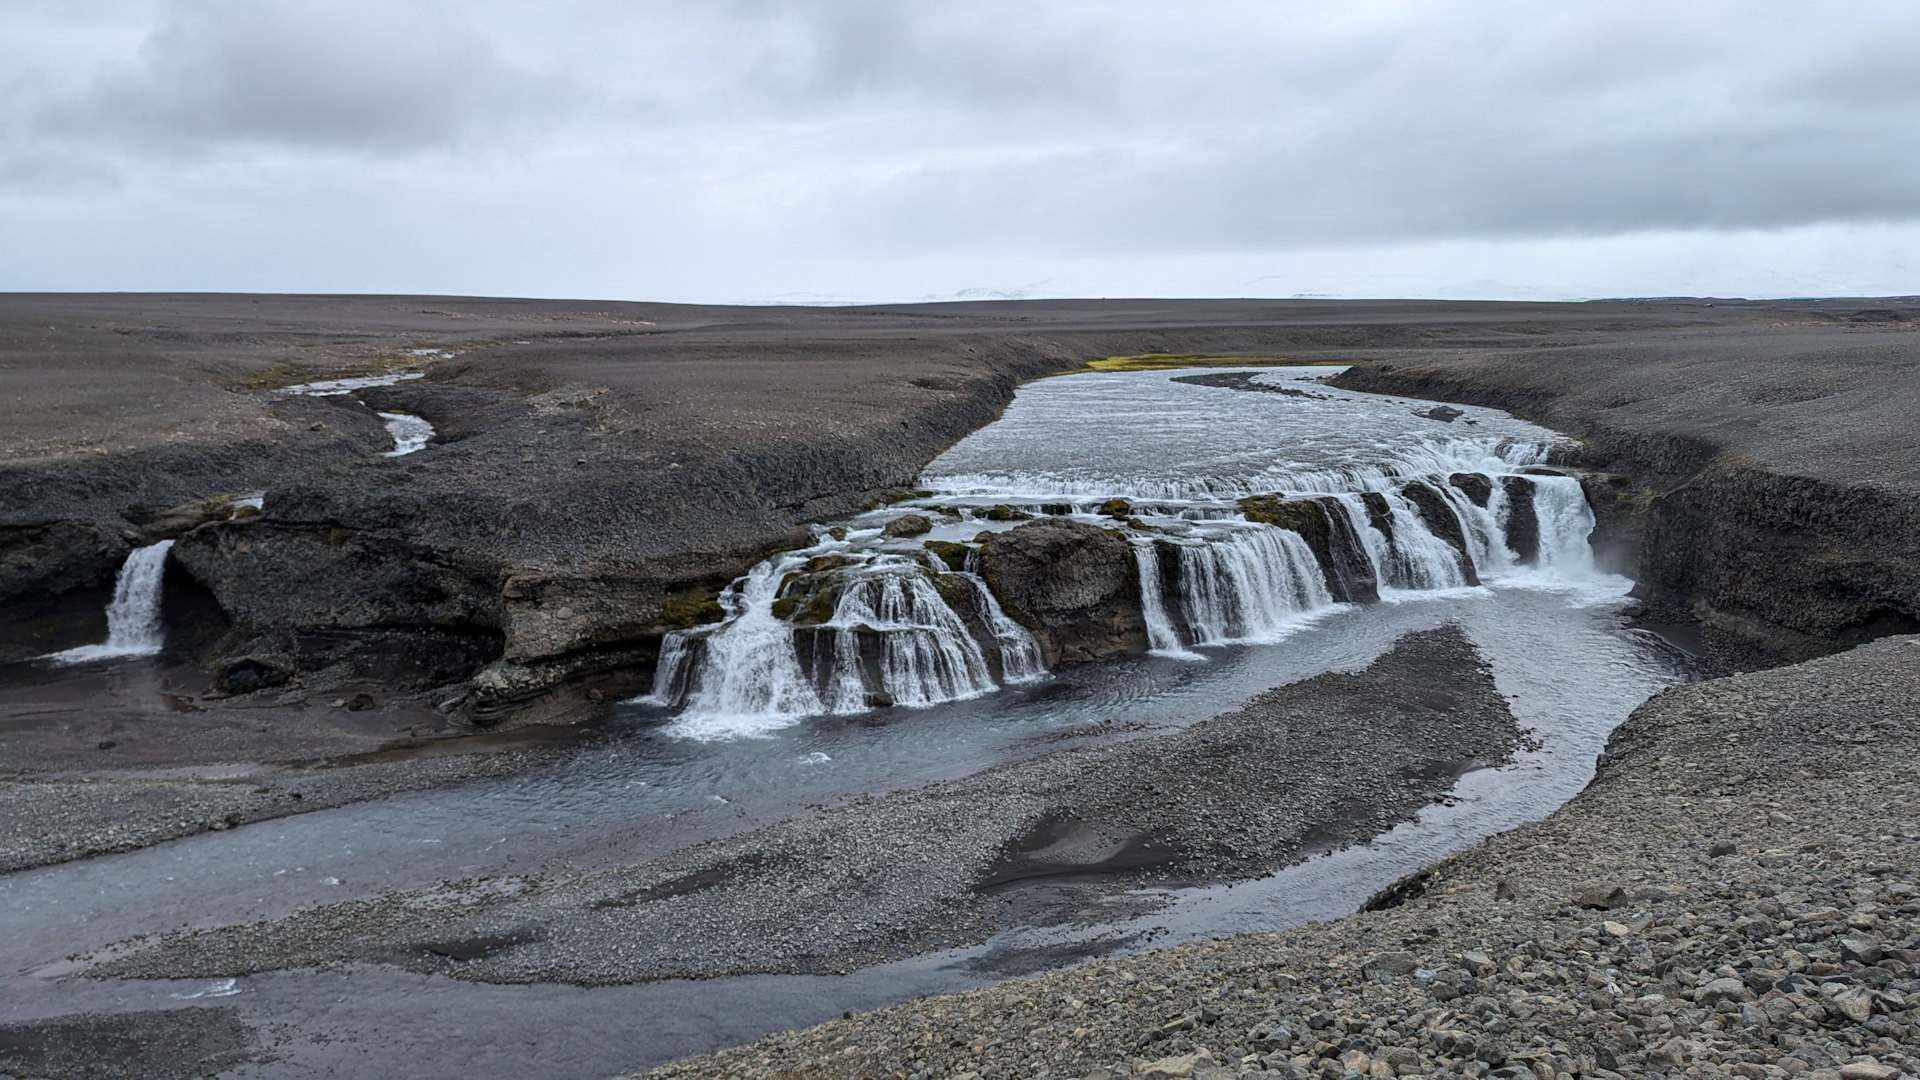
xmin=5 ymin=1 xmax=1918 ymax=302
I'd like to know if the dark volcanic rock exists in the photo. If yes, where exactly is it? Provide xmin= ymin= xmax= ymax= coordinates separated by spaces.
xmin=0 ymin=520 xmax=131 ymax=608
xmin=978 ymin=518 xmax=1144 ymax=665
xmin=880 ymin=514 xmax=932 ymax=538
xmin=1501 ymin=475 xmax=1541 ymax=565
xmin=1399 ymin=480 xmax=1481 ymax=585
xmin=1448 ymin=472 xmax=1493 ymax=507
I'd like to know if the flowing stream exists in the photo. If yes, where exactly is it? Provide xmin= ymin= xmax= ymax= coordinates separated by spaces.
xmin=0 ymin=368 xmax=1693 ymax=1078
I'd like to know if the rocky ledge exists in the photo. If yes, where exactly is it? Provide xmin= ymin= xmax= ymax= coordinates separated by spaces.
xmin=643 ymin=634 xmax=1920 ymax=1080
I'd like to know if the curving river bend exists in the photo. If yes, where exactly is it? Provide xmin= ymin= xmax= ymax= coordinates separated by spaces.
xmin=0 ymin=367 xmax=1691 ymax=1077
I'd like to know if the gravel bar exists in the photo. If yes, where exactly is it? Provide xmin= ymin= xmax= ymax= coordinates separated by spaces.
xmin=641 ymin=635 xmax=1920 ymax=1080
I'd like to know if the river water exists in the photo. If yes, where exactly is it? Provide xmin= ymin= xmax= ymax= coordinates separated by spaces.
xmin=0 ymin=367 xmax=1691 ymax=1077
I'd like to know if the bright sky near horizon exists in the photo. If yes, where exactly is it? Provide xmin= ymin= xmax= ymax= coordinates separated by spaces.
xmin=4 ymin=2 xmax=1918 ymax=303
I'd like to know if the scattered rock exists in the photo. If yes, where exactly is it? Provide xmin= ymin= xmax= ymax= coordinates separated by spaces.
xmin=881 ymin=514 xmax=933 ymax=538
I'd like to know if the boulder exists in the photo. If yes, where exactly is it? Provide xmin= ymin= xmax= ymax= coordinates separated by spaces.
xmin=881 ymin=514 xmax=932 ymax=538
xmin=922 ymin=540 xmax=972 ymax=572
xmin=1448 ymin=473 xmax=1494 ymax=507
xmin=978 ymin=518 xmax=1145 ymax=665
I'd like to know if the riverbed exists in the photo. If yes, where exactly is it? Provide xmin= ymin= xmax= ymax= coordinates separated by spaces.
xmin=0 ymin=368 xmax=1691 ymax=1077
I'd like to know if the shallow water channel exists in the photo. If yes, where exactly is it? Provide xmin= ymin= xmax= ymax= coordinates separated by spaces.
xmin=0 ymin=368 xmax=1691 ymax=1077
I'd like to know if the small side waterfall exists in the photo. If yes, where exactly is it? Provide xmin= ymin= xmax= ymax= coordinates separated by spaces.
xmin=46 ymin=541 xmax=175 ymax=664
xmin=378 ymin=412 xmax=434 ymax=456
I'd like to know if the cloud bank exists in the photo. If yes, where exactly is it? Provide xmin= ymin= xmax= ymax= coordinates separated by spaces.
xmin=5 ymin=1 xmax=1919 ymax=300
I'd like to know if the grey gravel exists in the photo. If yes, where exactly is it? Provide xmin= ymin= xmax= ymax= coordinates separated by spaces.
xmin=88 ymin=625 xmax=1523 ymax=985
xmin=640 ymin=634 xmax=1920 ymax=1079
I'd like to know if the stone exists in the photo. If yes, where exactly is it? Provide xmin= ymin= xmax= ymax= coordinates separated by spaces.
xmin=1362 ymin=952 xmax=1418 ymax=979
xmin=978 ymin=518 xmax=1146 ymax=666
xmin=1601 ymin=920 xmax=1630 ymax=937
xmin=1838 ymin=936 xmax=1884 ymax=965
xmin=214 ymin=655 xmax=294 ymax=694
xmin=1494 ymin=880 xmax=1520 ymax=901
xmin=1097 ymin=498 xmax=1133 ymax=518
xmin=1837 ymin=1064 xmax=1897 ymax=1080
xmin=1416 ymin=405 xmax=1464 ymax=422
xmin=1140 ymin=1050 xmax=1214 ymax=1079
xmin=1574 ymin=884 xmax=1629 ymax=909
xmin=923 ymin=540 xmax=972 ymax=571
xmin=1710 ymin=841 xmax=1738 ymax=857
xmin=1461 ymin=951 xmax=1496 ymax=977
xmin=881 ymin=514 xmax=933 ymax=538
xmin=1696 ymin=977 xmax=1751 ymax=1006
xmin=1825 ymin=985 xmax=1874 ymax=1024
xmin=1499 ymin=476 xmax=1540 ymax=565
xmin=1447 ymin=473 xmax=1493 ymax=507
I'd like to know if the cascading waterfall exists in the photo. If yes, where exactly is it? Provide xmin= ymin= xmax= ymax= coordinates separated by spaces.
xmin=1164 ymin=525 xmax=1333 ymax=645
xmin=1133 ymin=540 xmax=1199 ymax=659
xmin=1528 ymin=475 xmax=1599 ymax=574
xmin=961 ymin=572 xmax=1047 ymax=682
xmin=642 ymin=551 xmax=1047 ymax=732
xmin=46 ymin=540 xmax=175 ymax=664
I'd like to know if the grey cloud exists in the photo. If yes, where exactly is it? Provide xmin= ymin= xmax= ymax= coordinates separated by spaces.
xmin=38 ymin=0 xmax=569 ymax=156
xmin=5 ymin=2 xmax=1920 ymax=297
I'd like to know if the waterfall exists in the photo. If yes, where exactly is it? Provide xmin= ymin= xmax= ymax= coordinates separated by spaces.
xmin=649 ymin=560 xmax=827 ymax=734
xmin=1133 ymin=540 xmax=1200 ymax=658
xmin=642 ymin=552 xmax=1045 ymax=734
xmin=46 ymin=541 xmax=175 ymax=664
xmin=959 ymin=572 xmax=1047 ymax=682
xmin=832 ymin=573 xmax=997 ymax=707
xmin=1164 ymin=525 xmax=1333 ymax=645
xmin=1362 ymin=493 xmax=1471 ymax=591
xmin=1529 ymin=475 xmax=1599 ymax=575
xmin=378 ymin=412 xmax=434 ymax=456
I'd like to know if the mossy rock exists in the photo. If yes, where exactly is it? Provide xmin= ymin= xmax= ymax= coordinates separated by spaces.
xmin=923 ymin=540 xmax=972 ymax=571
xmin=1040 ymin=503 xmax=1073 ymax=516
xmin=1096 ymin=498 xmax=1132 ymax=518
xmin=803 ymin=554 xmax=854 ymax=574
xmin=882 ymin=514 xmax=933 ymax=538
xmin=1239 ymin=494 xmax=1331 ymax=543
xmin=982 ymin=504 xmax=1032 ymax=522
xmin=659 ymin=594 xmax=725 ymax=629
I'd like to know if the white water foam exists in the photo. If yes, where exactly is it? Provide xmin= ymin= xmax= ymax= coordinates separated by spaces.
xmin=45 ymin=540 xmax=175 ymax=664
xmin=378 ymin=412 xmax=434 ymax=456
xmin=641 ymin=368 xmax=1604 ymax=739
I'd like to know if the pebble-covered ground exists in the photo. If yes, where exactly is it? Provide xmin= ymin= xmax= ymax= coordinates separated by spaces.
xmin=642 ymin=635 xmax=1920 ymax=1080
xmin=89 ymin=627 xmax=1521 ymax=985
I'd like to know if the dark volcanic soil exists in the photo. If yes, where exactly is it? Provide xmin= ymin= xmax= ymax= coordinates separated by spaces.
xmin=5 ymin=293 xmax=1918 ymax=866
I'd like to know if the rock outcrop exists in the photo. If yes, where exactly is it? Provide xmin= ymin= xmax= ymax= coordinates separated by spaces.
xmin=978 ymin=518 xmax=1146 ymax=665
